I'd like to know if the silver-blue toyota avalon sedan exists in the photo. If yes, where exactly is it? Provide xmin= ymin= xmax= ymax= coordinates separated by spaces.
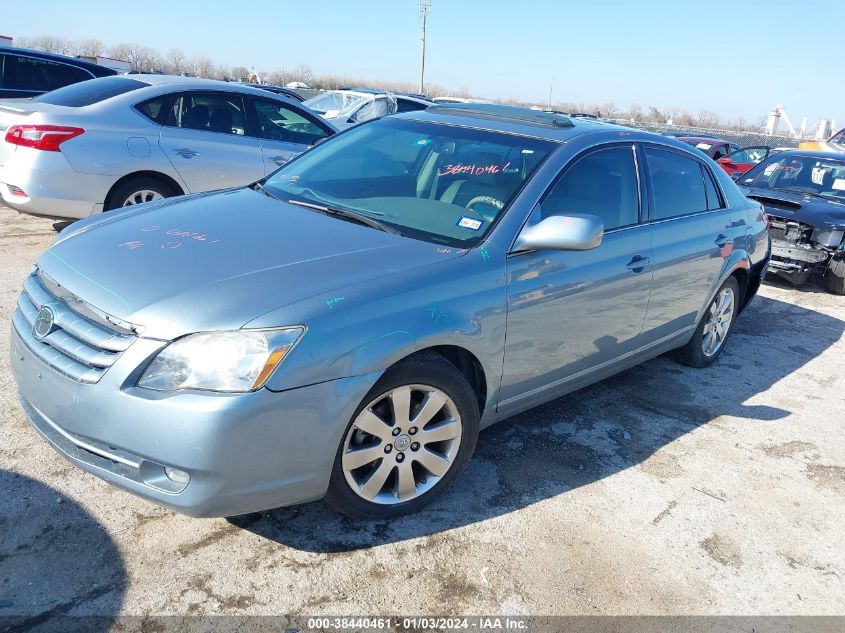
xmin=9 ymin=104 xmax=770 ymax=518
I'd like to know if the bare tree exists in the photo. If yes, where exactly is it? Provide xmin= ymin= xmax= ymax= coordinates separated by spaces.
xmin=265 ymin=69 xmax=289 ymax=86
xmin=166 ymin=48 xmax=188 ymax=75
xmin=76 ymin=38 xmax=105 ymax=57
xmin=187 ymin=55 xmax=215 ymax=78
xmin=696 ymin=109 xmax=720 ymax=128
xmin=18 ymin=35 xmax=74 ymax=55
xmin=290 ymin=64 xmax=313 ymax=84
xmin=596 ymin=102 xmax=618 ymax=119
xmin=230 ymin=66 xmax=251 ymax=82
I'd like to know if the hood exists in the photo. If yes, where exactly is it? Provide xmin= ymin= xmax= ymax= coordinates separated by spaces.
xmin=740 ymin=187 xmax=845 ymax=228
xmin=39 ymin=188 xmax=465 ymax=339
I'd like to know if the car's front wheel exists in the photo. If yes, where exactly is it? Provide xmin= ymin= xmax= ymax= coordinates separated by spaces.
xmin=674 ymin=276 xmax=740 ymax=368
xmin=825 ymin=252 xmax=845 ymax=295
xmin=325 ymin=353 xmax=480 ymax=518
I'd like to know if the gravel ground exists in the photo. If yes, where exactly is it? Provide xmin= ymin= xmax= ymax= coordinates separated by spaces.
xmin=0 ymin=205 xmax=843 ymax=623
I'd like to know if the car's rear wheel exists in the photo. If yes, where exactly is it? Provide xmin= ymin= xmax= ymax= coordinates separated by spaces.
xmin=825 ymin=252 xmax=845 ymax=295
xmin=325 ymin=353 xmax=479 ymax=518
xmin=106 ymin=177 xmax=177 ymax=211
xmin=673 ymin=276 xmax=740 ymax=368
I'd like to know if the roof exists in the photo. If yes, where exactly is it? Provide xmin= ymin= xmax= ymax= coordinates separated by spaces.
xmin=675 ymin=135 xmax=729 ymax=145
xmin=126 ymin=75 xmax=301 ymax=99
xmin=338 ymin=86 xmax=431 ymax=101
xmin=398 ymin=103 xmax=641 ymax=143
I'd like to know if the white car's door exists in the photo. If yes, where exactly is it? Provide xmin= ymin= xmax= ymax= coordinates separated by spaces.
xmin=158 ymin=91 xmax=263 ymax=192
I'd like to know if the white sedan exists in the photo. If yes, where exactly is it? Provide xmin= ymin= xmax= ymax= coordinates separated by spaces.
xmin=0 ymin=75 xmax=337 ymax=219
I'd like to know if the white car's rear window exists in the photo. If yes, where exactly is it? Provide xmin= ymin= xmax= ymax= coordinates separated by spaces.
xmin=33 ymin=76 xmax=148 ymax=107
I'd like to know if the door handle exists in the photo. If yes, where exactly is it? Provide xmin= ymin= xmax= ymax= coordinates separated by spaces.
xmin=626 ymin=255 xmax=651 ymax=272
xmin=714 ymin=234 xmax=731 ymax=248
xmin=173 ymin=148 xmax=199 ymax=159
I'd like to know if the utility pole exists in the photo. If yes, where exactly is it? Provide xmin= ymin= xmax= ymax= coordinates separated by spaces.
xmin=548 ymin=77 xmax=554 ymax=110
xmin=418 ymin=0 xmax=431 ymax=94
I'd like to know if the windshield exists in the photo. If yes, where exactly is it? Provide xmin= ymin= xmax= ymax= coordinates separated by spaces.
xmin=740 ymin=154 xmax=845 ymax=201
xmin=303 ymin=91 xmax=367 ymax=115
xmin=829 ymin=128 xmax=845 ymax=151
xmin=262 ymin=117 xmax=556 ymax=246
xmin=33 ymin=76 xmax=148 ymax=107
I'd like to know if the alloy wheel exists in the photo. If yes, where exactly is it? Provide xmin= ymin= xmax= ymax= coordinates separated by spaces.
xmin=341 ymin=384 xmax=462 ymax=505
xmin=122 ymin=190 xmax=164 ymax=206
xmin=702 ymin=287 xmax=735 ymax=357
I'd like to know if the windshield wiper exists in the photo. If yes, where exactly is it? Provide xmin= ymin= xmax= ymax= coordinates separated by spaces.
xmin=287 ymin=199 xmax=399 ymax=234
xmin=251 ymin=181 xmax=281 ymax=200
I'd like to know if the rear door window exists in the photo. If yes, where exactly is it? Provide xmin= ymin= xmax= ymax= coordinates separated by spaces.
xmin=645 ymin=148 xmax=709 ymax=219
xmin=165 ymin=92 xmax=247 ymax=135
xmin=34 ymin=76 xmax=147 ymax=106
xmin=5 ymin=54 xmax=92 ymax=92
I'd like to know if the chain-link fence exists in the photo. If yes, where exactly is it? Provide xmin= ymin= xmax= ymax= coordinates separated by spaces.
xmin=605 ymin=119 xmax=812 ymax=149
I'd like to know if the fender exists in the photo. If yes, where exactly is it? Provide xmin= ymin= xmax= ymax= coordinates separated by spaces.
xmin=692 ymin=247 xmax=753 ymax=333
xmin=250 ymin=245 xmax=508 ymax=417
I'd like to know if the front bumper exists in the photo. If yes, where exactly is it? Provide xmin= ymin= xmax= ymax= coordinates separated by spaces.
xmin=769 ymin=238 xmax=831 ymax=267
xmin=10 ymin=324 xmax=381 ymax=517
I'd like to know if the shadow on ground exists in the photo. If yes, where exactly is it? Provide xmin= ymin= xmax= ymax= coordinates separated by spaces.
xmin=0 ymin=471 xmax=126 ymax=632
xmin=231 ymin=294 xmax=843 ymax=552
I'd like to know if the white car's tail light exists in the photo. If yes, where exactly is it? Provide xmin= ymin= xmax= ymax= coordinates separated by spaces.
xmin=5 ymin=125 xmax=85 ymax=151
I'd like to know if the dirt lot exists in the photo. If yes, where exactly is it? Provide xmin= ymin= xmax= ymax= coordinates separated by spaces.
xmin=0 ymin=205 xmax=843 ymax=623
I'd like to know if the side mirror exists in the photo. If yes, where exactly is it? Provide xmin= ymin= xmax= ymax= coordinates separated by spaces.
xmin=718 ymin=157 xmax=732 ymax=165
xmin=512 ymin=214 xmax=604 ymax=253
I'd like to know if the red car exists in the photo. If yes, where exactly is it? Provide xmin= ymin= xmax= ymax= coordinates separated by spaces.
xmin=676 ymin=136 xmax=773 ymax=177
xmin=676 ymin=135 xmax=741 ymax=161
xmin=716 ymin=146 xmax=776 ymax=177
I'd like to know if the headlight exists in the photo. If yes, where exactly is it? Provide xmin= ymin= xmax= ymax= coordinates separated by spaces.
xmin=138 ymin=327 xmax=304 ymax=392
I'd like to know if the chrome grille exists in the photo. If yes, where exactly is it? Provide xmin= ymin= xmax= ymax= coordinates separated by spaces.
xmin=11 ymin=271 xmax=136 ymax=384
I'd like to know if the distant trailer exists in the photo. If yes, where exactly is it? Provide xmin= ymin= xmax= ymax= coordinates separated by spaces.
xmin=0 ymin=35 xmax=12 ymax=47
xmin=77 ymin=55 xmax=131 ymax=73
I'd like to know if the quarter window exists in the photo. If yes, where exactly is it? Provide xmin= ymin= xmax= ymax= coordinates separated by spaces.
xmin=645 ymin=148 xmax=708 ymax=219
xmin=135 ymin=96 xmax=168 ymax=123
xmin=538 ymin=146 xmax=640 ymax=230
xmin=252 ymin=98 xmax=329 ymax=145
xmin=165 ymin=93 xmax=247 ymax=135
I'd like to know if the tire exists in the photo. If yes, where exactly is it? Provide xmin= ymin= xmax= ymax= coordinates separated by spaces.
xmin=325 ymin=352 xmax=480 ymax=519
xmin=825 ymin=253 xmax=845 ymax=295
xmin=105 ymin=177 xmax=177 ymax=211
xmin=673 ymin=276 xmax=740 ymax=368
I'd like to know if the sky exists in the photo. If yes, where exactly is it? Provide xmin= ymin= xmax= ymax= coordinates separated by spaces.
xmin=4 ymin=0 xmax=843 ymax=126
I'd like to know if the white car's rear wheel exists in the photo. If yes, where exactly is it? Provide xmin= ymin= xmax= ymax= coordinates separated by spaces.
xmin=106 ymin=177 xmax=177 ymax=211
